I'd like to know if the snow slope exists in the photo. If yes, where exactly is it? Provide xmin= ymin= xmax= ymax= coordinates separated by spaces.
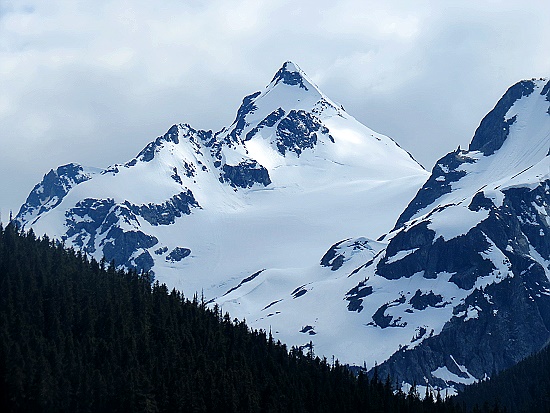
xmin=218 ymin=77 xmax=550 ymax=394
xmin=16 ymin=65 xmax=550 ymax=394
xmin=322 ymin=77 xmax=550 ymax=393
xmin=15 ymin=61 xmax=428 ymax=360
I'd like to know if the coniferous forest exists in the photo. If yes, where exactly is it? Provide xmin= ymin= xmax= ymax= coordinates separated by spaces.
xmin=453 ymin=343 xmax=550 ymax=413
xmin=0 ymin=223 xmax=546 ymax=412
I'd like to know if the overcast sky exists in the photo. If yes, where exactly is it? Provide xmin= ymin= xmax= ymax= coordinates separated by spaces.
xmin=1 ymin=0 xmax=549 ymax=222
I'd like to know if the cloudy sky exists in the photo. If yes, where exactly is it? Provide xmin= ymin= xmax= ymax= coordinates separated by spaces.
xmin=1 ymin=0 xmax=549 ymax=221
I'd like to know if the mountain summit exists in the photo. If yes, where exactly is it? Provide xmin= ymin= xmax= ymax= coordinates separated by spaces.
xmin=14 ymin=66 xmax=550 ymax=395
xmin=15 ymin=62 xmax=427 ymax=296
xmin=216 ymin=76 xmax=550 ymax=396
xmin=270 ymin=61 xmax=312 ymax=90
xmin=312 ymin=77 xmax=550 ymax=393
xmin=216 ymin=60 xmax=342 ymax=158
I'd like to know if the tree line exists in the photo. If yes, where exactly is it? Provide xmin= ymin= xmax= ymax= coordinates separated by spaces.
xmin=0 ymin=223 xmax=544 ymax=412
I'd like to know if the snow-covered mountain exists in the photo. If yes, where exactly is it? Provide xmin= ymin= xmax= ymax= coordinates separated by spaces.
xmin=279 ymin=77 xmax=550 ymax=394
xmin=214 ymin=77 xmax=550 ymax=394
xmin=18 ymin=61 xmax=549 ymax=395
xmin=15 ymin=60 xmax=427 ymax=324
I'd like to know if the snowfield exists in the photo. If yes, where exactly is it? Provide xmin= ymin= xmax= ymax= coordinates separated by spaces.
xmin=16 ymin=67 xmax=550 ymax=394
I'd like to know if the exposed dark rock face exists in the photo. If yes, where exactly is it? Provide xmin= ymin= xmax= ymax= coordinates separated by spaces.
xmin=345 ymin=280 xmax=373 ymax=313
xmin=541 ymin=79 xmax=550 ymax=114
xmin=64 ymin=198 xmax=116 ymax=253
xmin=165 ymin=247 xmax=191 ymax=262
xmin=377 ymin=273 xmax=550 ymax=391
xmin=321 ymin=238 xmax=373 ymax=271
xmin=275 ymin=110 xmax=329 ymax=156
xmin=500 ymin=184 xmax=550 ymax=260
xmin=291 ymin=285 xmax=308 ymax=299
xmin=222 ymin=160 xmax=271 ymax=188
xmin=154 ymin=246 xmax=168 ymax=255
xmin=125 ymin=190 xmax=200 ymax=226
xmin=469 ymin=80 xmax=535 ymax=156
xmin=171 ymin=167 xmax=183 ymax=184
xmin=320 ymin=239 xmax=350 ymax=271
xmin=394 ymin=150 xmax=476 ymax=229
xmin=300 ymin=325 xmax=315 ymax=334
xmin=62 ymin=198 xmax=159 ymax=272
xmin=270 ymin=61 xmax=309 ymax=90
xmin=131 ymin=124 xmax=208 ymax=166
xmin=222 ymin=270 xmax=265 ymax=296
xmin=541 ymin=79 xmax=550 ymax=99
xmin=137 ymin=124 xmax=181 ymax=162
xmin=15 ymin=163 xmax=94 ymax=224
xmin=360 ymin=78 xmax=550 ymax=389
xmin=372 ymin=178 xmax=550 ymax=389
xmin=227 ymin=91 xmax=261 ymax=142
xmin=101 ymin=227 xmax=158 ymax=272
xmin=370 ymin=295 xmax=407 ymax=329
xmin=395 ymin=79 xmax=546 ymax=234
xmin=61 ymin=190 xmax=200 ymax=272
xmin=409 ymin=290 xmax=444 ymax=311
xmin=378 ymin=223 xmax=497 ymax=290
xmin=320 ymin=238 xmax=381 ymax=312
xmin=245 ymin=108 xmax=286 ymax=141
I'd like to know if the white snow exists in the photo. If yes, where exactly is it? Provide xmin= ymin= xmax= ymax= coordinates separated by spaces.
xmin=18 ymin=72 xmax=550 ymax=378
xmin=385 ymin=248 xmax=419 ymax=264
xmin=464 ymin=305 xmax=480 ymax=321
xmin=427 ymin=205 xmax=489 ymax=242
xmin=20 ymin=63 xmax=429 ymax=368
xmin=431 ymin=366 xmax=476 ymax=386
xmin=409 ymin=79 xmax=550 ymax=223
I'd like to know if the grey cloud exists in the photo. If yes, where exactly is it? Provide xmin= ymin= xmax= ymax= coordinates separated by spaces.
xmin=1 ymin=0 xmax=549 ymax=221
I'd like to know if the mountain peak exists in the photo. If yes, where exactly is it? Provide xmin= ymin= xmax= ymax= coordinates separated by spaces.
xmin=221 ymin=61 xmax=341 ymax=145
xmin=270 ymin=61 xmax=310 ymax=90
xmin=281 ymin=60 xmax=299 ymax=72
xmin=469 ymin=78 xmax=549 ymax=156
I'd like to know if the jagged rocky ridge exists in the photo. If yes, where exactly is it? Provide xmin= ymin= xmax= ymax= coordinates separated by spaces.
xmin=15 ymin=61 xmax=426 ymax=295
xmin=214 ymin=77 xmax=550 ymax=395
xmin=17 ymin=62 xmax=549 ymax=395
xmin=338 ymin=78 xmax=550 ymax=392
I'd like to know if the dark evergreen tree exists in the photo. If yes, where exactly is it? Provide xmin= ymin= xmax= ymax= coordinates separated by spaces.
xmin=0 ymin=223 xmax=523 ymax=413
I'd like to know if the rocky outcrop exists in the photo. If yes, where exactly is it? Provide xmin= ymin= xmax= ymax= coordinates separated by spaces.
xmin=15 ymin=163 xmax=98 ymax=224
xmin=221 ymin=160 xmax=271 ymax=188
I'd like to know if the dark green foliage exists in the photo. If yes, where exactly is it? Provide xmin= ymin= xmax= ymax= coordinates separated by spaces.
xmin=455 ymin=343 xmax=550 ymax=413
xmin=0 ymin=223 xmax=491 ymax=412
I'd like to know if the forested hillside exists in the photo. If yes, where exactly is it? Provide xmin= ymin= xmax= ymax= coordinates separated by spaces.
xmin=0 ymin=224 xmax=450 ymax=412
xmin=455 ymin=343 xmax=550 ymax=412
xmin=4 ymin=223 xmax=549 ymax=412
